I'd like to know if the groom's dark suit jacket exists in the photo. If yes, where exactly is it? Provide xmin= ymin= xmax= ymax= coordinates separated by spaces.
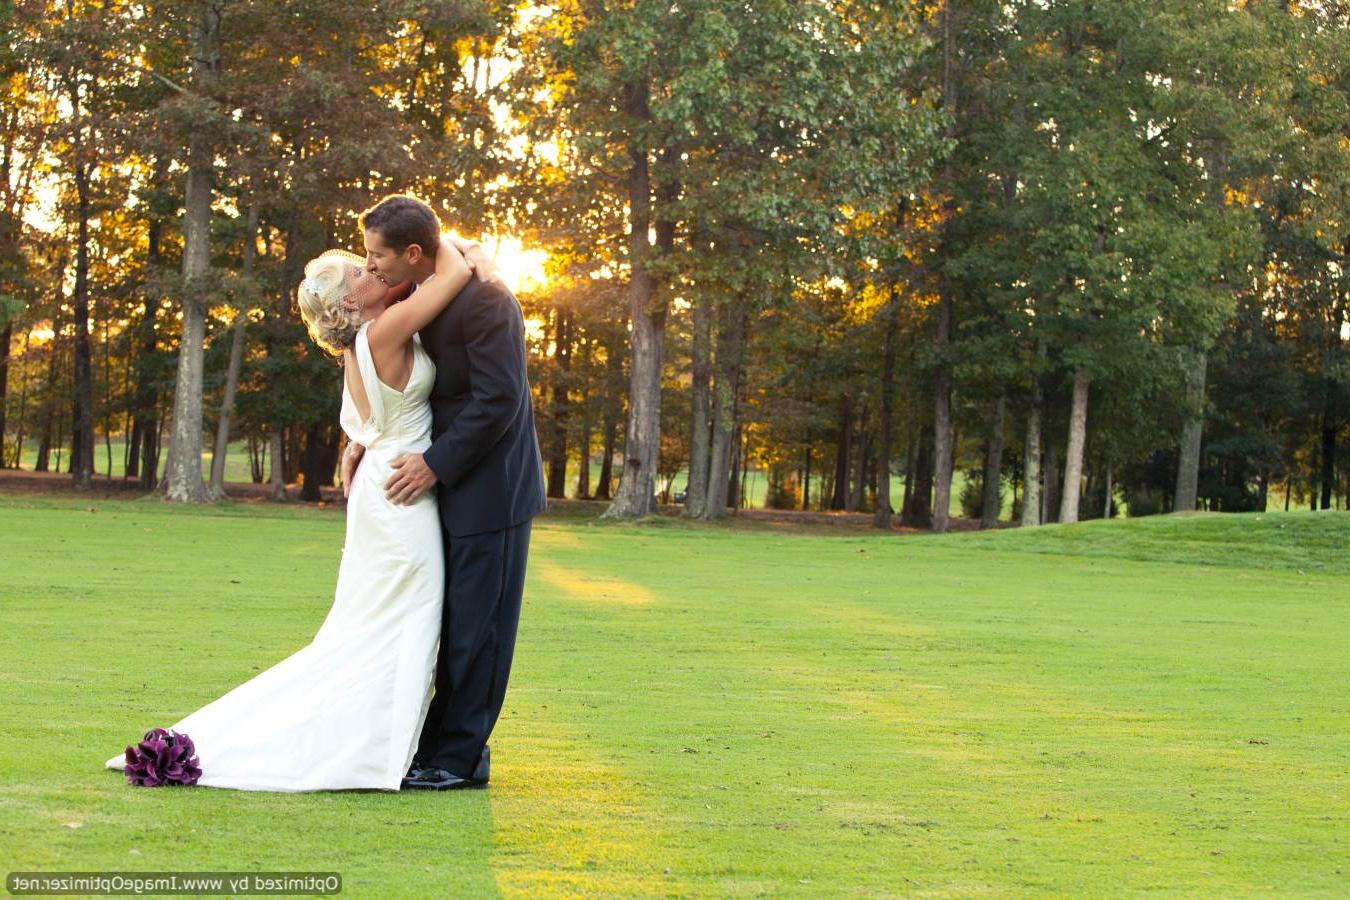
xmin=419 ymin=275 xmax=547 ymax=537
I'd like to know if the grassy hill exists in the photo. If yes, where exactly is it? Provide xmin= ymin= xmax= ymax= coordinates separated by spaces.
xmin=948 ymin=509 xmax=1350 ymax=575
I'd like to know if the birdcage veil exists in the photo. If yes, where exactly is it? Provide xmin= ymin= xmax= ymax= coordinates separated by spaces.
xmin=316 ymin=248 xmax=367 ymax=267
xmin=301 ymin=249 xmax=369 ymax=311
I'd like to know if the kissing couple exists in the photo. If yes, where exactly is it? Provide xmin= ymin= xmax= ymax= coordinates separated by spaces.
xmin=105 ymin=194 xmax=548 ymax=791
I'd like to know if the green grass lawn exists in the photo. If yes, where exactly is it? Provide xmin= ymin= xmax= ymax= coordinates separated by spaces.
xmin=0 ymin=496 xmax=1345 ymax=895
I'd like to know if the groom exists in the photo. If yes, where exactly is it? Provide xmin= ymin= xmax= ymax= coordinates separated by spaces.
xmin=347 ymin=194 xmax=547 ymax=790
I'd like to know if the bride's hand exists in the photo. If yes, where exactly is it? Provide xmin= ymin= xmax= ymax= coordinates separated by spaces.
xmin=464 ymin=244 xmax=503 ymax=286
xmin=435 ymin=237 xmax=466 ymax=278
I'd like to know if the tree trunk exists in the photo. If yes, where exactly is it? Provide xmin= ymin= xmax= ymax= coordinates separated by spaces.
xmin=127 ymin=418 xmax=143 ymax=480
xmin=102 ymin=321 xmax=114 ymax=478
xmin=1059 ymin=367 xmax=1089 ymax=524
xmin=1319 ymin=296 xmax=1341 ymax=512
xmin=574 ymin=338 xmax=593 ymax=499
xmin=604 ymin=81 xmax=665 ymax=519
xmin=849 ymin=423 xmax=870 ymax=513
xmin=0 ymin=322 xmax=10 ymax=462
xmin=1173 ymin=350 xmax=1206 ymax=514
xmin=873 ymin=285 xmax=900 ymax=529
xmin=1021 ymin=404 xmax=1042 ymax=528
xmin=209 ymin=203 xmax=257 ymax=499
xmin=901 ymin=424 xmax=934 ymax=529
xmin=320 ymin=430 xmax=339 ymax=490
xmin=901 ymin=434 xmax=915 ymax=516
xmin=207 ymin=317 xmax=245 ymax=498
xmin=1103 ymin=463 xmax=1113 ymax=520
xmin=595 ymin=335 xmax=623 ymax=501
xmin=1043 ymin=436 xmax=1059 ymax=524
xmin=248 ymin=434 xmax=264 ymax=483
xmin=140 ymin=410 xmax=162 ymax=488
xmin=163 ymin=1 xmax=222 ymax=503
xmin=295 ymin=425 xmax=340 ymax=502
xmin=596 ymin=415 xmax=617 ymax=501
xmin=1327 ymin=265 xmax=1350 ymax=509
xmin=55 ymin=410 xmax=67 ymax=474
xmin=135 ymin=208 xmax=165 ymax=487
xmin=546 ymin=307 xmax=571 ymax=499
xmin=0 ymin=172 xmax=15 ymax=458
xmin=575 ymin=421 xmax=591 ymax=499
xmin=981 ymin=395 xmax=1006 ymax=529
xmin=283 ymin=424 xmax=303 ymax=483
xmin=831 ymin=394 xmax=853 ymax=510
xmin=572 ymin=423 xmax=588 ymax=499
xmin=268 ymin=428 xmax=286 ymax=500
xmin=1319 ymin=407 xmax=1337 ymax=511
xmin=797 ymin=443 xmax=810 ymax=509
xmin=35 ymin=337 xmax=59 ymax=472
xmin=120 ymin=347 xmax=133 ymax=475
xmin=701 ymin=298 xmax=747 ymax=521
xmin=8 ymin=330 xmax=32 ymax=468
xmin=931 ymin=291 xmax=954 ymax=532
xmin=734 ymin=420 xmax=745 ymax=507
xmin=801 ymin=440 xmax=813 ymax=511
xmin=299 ymin=425 xmax=324 ymax=502
xmin=71 ymin=152 xmax=95 ymax=489
xmin=725 ymin=374 xmax=749 ymax=513
xmin=931 ymin=0 xmax=958 ymax=534
xmin=685 ymin=290 xmax=713 ymax=517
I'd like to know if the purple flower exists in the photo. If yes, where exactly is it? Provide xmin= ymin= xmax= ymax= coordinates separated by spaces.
xmin=122 ymin=727 xmax=201 ymax=787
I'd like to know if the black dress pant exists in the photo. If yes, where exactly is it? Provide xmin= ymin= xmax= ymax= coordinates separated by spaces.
xmin=416 ymin=518 xmax=531 ymax=776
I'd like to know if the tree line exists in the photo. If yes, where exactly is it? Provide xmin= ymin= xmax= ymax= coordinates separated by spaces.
xmin=3 ymin=0 xmax=1349 ymax=526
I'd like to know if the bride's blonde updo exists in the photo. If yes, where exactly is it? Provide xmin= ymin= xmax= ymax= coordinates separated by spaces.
xmin=296 ymin=251 xmax=364 ymax=356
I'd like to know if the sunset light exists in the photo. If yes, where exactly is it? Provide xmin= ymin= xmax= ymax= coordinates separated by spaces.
xmin=484 ymin=235 xmax=549 ymax=296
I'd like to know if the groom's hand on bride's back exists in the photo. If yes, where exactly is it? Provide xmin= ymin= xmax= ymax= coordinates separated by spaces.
xmin=385 ymin=452 xmax=437 ymax=505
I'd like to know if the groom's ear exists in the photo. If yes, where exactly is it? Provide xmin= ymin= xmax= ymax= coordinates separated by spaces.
xmin=405 ymin=243 xmax=425 ymax=265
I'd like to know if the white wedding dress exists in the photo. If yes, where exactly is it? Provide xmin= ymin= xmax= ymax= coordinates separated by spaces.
xmin=104 ymin=323 xmax=444 ymax=791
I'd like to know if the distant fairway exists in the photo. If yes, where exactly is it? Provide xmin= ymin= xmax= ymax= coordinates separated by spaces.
xmin=0 ymin=495 xmax=1345 ymax=895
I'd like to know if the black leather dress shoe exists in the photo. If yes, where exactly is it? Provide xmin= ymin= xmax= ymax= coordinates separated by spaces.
xmin=401 ymin=746 xmax=490 ymax=791
xmin=402 ymin=768 xmax=477 ymax=790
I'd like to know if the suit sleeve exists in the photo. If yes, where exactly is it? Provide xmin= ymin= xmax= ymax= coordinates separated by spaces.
xmin=421 ymin=284 xmax=526 ymax=489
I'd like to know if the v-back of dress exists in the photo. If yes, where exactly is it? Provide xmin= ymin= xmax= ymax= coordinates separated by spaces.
xmin=340 ymin=322 xmax=434 ymax=460
xmin=104 ymin=324 xmax=444 ymax=791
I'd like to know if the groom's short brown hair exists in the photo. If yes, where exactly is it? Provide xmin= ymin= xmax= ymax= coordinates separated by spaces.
xmin=360 ymin=194 xmax=440 ymax=255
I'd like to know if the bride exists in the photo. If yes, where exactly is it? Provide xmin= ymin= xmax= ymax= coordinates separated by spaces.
xmin=104 ymin=236 xmax=476 ymax=791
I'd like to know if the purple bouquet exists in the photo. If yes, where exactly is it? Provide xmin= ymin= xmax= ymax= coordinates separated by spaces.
xmin=122 ymin=728 xmax=202 ymax=787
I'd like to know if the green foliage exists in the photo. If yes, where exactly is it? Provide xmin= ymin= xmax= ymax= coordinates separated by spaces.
xmin=1125 ymin=486 xmax=1164 ymax=518
xmin=763 ymin=467 xmax=802 ymax=510
xmin=957 ymin=469 xmax=986 ymax=520
xmin=4 ymin=0 xmax=1350 ymax=521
